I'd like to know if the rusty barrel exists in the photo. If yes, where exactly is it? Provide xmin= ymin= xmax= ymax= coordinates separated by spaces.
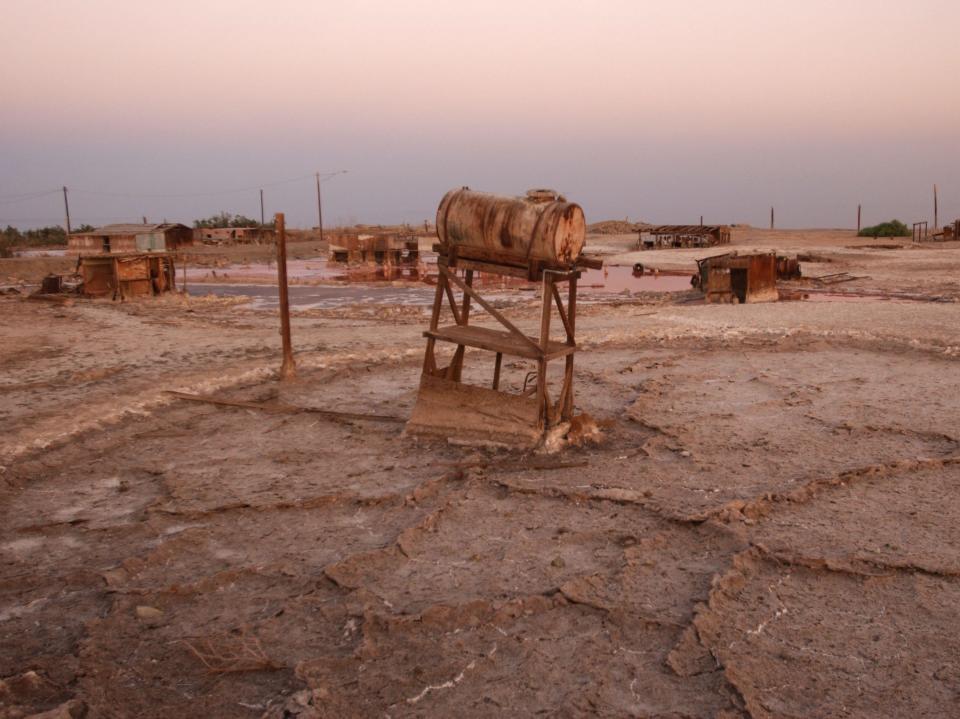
xmin=436 ymin=188 xmax=585 ymax=264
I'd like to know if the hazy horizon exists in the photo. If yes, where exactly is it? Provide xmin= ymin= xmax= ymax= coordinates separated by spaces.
xmin=2 ymin=0 xmax=958 ymax=230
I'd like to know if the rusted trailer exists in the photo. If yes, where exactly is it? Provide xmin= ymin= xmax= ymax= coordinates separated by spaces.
xmin=638 ymin=225 xmax=731 ymax=250
xmin=694 ymin=252 xmax=778 ymax=304
xmin=406 ymin=188 xmax=598 ymax=448
xmin=80 ymin=253 xmax=176 ymax=300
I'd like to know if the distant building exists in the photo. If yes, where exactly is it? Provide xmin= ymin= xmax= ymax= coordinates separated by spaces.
xmin=194 ymin=226 xmax=275 ymax=244
xmin=68 ymin=223 xmax=193 ymax=256
xmin=638 ymin=225 xmax=731 ymax=250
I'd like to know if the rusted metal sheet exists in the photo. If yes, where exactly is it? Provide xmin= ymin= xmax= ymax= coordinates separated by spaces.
xmin=80 ymin=253 xmax=175 ymax=299
xmin=695 ymin=252 xmax=779 ymax=304
xmin=436 ymin=188 xmax=585 ymax=264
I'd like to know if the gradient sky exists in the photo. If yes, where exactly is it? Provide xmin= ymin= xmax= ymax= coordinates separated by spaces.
xmin=2 ymin=0 xmax=958 ymax=229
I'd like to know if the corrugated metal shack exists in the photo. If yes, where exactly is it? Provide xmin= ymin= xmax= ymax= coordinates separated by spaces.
xmin=695 ymin=252 xmax=778 ymax=304
xmin=80 ymin=254 xmax=176 ymax=300
xmin=639 ymin=225 xmax=731 ymax=250
xmin=194 ymin=226 xmax=275 ymax=244
xmin=68 ymin=223 xmax=193 ymax=255
xmin=328 ymin=233 xmax=419 ymax=264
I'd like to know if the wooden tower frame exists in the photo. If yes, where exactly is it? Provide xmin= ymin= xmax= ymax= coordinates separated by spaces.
xmin=407 ymin=243 xmax=599 ymax=447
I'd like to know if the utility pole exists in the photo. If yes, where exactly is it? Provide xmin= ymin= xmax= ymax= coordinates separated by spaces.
xmin=315 ymin=172 xmax=324 ymax=243
xmin=62 ymin=186 xmax=71 ymax=234
xmin=260 ymin=189 xmax=265 ymax=226
xmin=857 ymin=204 xmax=861 ymax=233
xmin=275 ymin=212 xmax=295 ymax=381
xmin=770 ymin=206 xmax=775 ymax=230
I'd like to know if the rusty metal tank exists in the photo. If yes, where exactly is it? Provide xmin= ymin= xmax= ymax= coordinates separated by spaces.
xmin=436 ymin=188 xmax=585 ymax=264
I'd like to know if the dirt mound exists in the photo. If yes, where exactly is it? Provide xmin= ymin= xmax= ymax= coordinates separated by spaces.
xmin=587 ymin=220 xmax=637 ymax=235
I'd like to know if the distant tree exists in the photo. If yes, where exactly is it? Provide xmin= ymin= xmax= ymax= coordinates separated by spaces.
xmin=73 ymin=223 xmax=96 ymax=233
xmin=858 ymin=220 xmax=909 ymax=238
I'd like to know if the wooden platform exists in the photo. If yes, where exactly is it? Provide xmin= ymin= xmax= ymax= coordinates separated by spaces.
xmin=406 ymin=374 xmax=543 ymax=448
xmin=424 ymin=325 xmax=575 ymax=360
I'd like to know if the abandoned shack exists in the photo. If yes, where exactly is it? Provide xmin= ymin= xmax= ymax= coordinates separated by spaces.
xmin=328 ymin=233 xmax=419 ymax=264
xmin=638 ymin=225 xmax=731 ymax=250
xmin=68 ymin=223 xmax=193 ymax=256
xmin=80 ymin=254 xmax=176 ymax=300
xmin=695 ymin=252 xmax=778 ymax=304
xmin=194 ymin=226 xmax=275 ymax=244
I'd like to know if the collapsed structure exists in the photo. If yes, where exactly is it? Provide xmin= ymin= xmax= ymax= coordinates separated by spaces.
xmin=406 ymin=188 xmax=599 ymax=448
xmin=638 ymin=224 xmax=731 ymax=250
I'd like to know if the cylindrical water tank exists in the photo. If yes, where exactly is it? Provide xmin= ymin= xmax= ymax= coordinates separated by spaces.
xmin=436 ymin=188 xmax=586 ymax=264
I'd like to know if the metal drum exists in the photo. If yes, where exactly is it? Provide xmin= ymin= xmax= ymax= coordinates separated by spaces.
xmin=436 ymin=187 xmax=585 ymax=264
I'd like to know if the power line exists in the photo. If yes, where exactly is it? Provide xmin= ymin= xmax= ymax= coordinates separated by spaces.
xmin=70 ymin=172 xmax=323 ymax=199
xmin=0 ymin=189 xmax=62 ymax=205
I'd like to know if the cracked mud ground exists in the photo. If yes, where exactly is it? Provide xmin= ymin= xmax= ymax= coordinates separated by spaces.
xmin=3 ymin=248 xmax=960 ymax=716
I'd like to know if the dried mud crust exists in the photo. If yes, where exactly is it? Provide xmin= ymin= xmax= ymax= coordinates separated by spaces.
xmin=3 ymin=296 xmax=960 ymax=716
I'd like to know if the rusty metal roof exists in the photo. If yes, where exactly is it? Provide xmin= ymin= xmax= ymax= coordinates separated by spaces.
xmin=71 ymin=223 xmax=189 ymax=236
xmin=640 ymin=225 xmax=728 ymax=235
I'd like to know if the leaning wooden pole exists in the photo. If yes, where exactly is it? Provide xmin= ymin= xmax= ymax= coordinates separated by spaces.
xmin=275 ymin=212 xmax=296 ymax=380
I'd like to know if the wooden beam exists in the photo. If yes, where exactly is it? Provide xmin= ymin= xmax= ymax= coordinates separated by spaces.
xmin=551 ymin=283 xmax=574 ymax=343
xmin=444 ymin=267 xmax=542 ymax=355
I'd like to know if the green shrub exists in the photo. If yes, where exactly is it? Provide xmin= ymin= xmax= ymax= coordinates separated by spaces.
xmin=858 ymin=220 xmax=909 ymax=238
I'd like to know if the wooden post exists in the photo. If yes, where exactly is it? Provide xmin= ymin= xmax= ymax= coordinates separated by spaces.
xmin=934 ymin=184 xmax=939 ymax=230
xmin=275 ymin=212 xmax=296 ymax=380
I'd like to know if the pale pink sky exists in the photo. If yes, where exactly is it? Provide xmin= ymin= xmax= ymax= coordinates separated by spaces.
xmin=2 ymin=0 xmax=958 ymax=228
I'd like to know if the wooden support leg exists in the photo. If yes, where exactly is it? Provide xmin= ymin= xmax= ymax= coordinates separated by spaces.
xmin=536 ymin=275 xmax=553 ymax=427
xmin=564 ymin=275 xmax=577 ymax=419
xmin=493 ymin=352 xmax=502 ymax=390
xmin=452 ymin=270 xmax=473 ymax=382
